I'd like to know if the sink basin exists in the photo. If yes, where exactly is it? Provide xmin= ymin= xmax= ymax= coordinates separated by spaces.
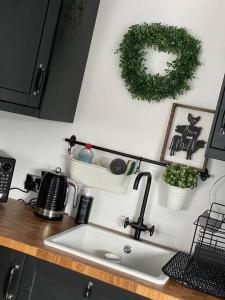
xmin=44 ymin=224 xmax=175 ymax=285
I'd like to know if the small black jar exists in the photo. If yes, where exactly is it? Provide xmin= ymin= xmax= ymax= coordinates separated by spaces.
xmin=75 ymin=188 xmax=93 ymax=224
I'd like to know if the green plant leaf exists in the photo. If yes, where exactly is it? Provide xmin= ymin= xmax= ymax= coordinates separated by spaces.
xmin=162 ymin=163 xmax=199 ymax=189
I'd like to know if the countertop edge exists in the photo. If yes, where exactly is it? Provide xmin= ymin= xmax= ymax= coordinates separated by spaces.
xmin=0 ymin=234 xmax=178 ymax=300
xmin=0 ymin=199 xmax=217 ymax=300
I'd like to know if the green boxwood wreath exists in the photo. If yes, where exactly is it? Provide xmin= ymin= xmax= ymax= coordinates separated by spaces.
xmin=116 ymin=23 xmax=201 ymax=102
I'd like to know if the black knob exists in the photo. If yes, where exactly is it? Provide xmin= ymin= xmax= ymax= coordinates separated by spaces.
xmin=148 ymin=225 xmax=155 ymax=237
xmin=2 ymin=162 xmax=12 ymax=172
xmin=124 ymin=217 xmax=130 ymax=228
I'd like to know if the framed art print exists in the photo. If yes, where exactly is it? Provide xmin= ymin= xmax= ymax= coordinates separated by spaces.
xmin=160 ymin=104 xmax=215 ymax=171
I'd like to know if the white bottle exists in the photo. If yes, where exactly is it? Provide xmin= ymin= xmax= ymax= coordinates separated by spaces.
xmin=77 ymin=144 xmax=94 ymax=164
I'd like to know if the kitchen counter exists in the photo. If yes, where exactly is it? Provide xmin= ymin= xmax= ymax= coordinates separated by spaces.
xmin=0 ymin=199 xmax=218 ymax=300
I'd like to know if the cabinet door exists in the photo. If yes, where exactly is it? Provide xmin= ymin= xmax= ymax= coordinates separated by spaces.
xmin=39 ymin=0 xmax=100 ymax=122
xmin=0 ymin=246 xmax=25 ymax=300
xmin=206 ymin=75 xmax=225 ymax=160
xmin=90 ymin=279 xmax=148 ymax=300
xmin=17 ymin=256 xmax=148 ymax=300
xmin=17 ymin=256 xmax=89 ymax=300
xmin=0 ymin=0 xmax=61 ymax=108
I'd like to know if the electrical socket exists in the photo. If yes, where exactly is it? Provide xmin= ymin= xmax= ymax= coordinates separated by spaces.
xmin=24 ymin=174 xmax=41 ymax=193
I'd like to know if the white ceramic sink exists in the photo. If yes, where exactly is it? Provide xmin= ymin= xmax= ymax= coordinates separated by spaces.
xmin=44 ymin=224 xmax=175 ymax=285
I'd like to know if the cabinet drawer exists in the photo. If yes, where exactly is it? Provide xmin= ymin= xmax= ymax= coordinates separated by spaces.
xmin=18 ymin=256 xmax=148 ymax=300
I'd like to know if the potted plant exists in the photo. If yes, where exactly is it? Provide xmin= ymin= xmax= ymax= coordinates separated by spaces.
xmin=162 ymin=163 xmax=198 ymax=210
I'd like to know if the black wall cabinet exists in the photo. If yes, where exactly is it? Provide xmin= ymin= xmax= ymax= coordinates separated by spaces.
xmin=206 ymin=75 xmax=225 ymax=161
xmin=0 ymin=0 xmax=100 ymax=123
xmin=0 ymin=0 xmax=61 ymax=109
xmin=0 ymin=246 xmax=147 ymax=300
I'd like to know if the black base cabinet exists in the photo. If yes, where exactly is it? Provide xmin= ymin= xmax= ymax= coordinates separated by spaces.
xmin=0 ymin=0 xmax=99 ymax=123
xmin=0 ymin=247 xmax=25 ymax=300
xmin=0 ymin=246 xmax=148 ymax=300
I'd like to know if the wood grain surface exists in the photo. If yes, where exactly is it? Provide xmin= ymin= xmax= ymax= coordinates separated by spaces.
xmin=0 ymin=199 xmax=218 ymax=300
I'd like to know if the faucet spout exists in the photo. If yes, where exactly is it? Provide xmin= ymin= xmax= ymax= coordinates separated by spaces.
xmin=133 ymin=172 xmax=152 ymax=221
xmin=124 ymin=172 xmax=155 ymax=240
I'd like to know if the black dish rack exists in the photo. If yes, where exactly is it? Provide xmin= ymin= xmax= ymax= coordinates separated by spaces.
xmin=163 ymin=202 xmax=225 ymax=298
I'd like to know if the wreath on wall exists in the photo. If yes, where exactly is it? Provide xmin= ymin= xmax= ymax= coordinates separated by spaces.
xmin=116 ymin=23 xmax=201 ymax=102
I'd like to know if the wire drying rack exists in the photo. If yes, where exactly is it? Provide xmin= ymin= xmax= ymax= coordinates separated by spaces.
xmin=163 ymin=202 xmax=225 ymax=298
xmin=191 ymin=202 xmax=225 ymax=262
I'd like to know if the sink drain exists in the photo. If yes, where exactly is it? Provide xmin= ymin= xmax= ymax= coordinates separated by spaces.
xmin=124 ymin=245 xmax=132 ymax=254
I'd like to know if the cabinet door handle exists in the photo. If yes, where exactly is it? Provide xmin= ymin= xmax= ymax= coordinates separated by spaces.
xmin=220 ymin=111 xmax=225 ymax=135
xmin=33 ymin=64 xmax=45 ymax=96
xmin=5 ymin=264 xmax=20 ymax=299
xmin=83 ymin=281 xmax=94 ymax=298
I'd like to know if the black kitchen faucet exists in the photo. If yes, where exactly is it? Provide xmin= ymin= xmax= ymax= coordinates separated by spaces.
xmin=124 ymin=172 xmax=155 ymax=240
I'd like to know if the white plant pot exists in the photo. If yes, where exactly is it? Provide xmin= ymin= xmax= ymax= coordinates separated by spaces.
xmin=166 ymin=185 xmax=189 ymax=211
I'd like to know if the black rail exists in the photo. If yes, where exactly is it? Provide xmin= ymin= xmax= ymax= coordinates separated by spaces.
xmin=65 ymin=135 xmax=210 ymax=181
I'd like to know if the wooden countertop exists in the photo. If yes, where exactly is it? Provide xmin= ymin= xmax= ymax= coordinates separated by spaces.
xmin=0 ymin=199 xmax=218 ymax=300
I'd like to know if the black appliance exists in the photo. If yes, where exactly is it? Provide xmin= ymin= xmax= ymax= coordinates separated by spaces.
xmin=0 ymin=150 xmax=15 ymax=202
xmin=34 ymin=168 xmax=77 ymax=220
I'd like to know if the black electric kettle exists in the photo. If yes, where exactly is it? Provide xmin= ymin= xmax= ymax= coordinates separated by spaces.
xmin=34 ymin=167 xmax=78 ymax=220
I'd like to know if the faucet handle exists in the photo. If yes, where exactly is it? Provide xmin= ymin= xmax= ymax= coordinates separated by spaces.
xmin=124 ymin=217 xmax=131 ymax=228
xmin=147 ymin=225 xmax=155 ymax=237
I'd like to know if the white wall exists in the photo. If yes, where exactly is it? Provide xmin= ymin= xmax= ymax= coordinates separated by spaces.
xmin=3 ymin=0 xmax=225 ymax=252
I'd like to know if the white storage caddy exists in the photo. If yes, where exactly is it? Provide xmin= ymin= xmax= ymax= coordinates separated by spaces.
xmin=69 ymin=157 xmax=133 ymax=194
